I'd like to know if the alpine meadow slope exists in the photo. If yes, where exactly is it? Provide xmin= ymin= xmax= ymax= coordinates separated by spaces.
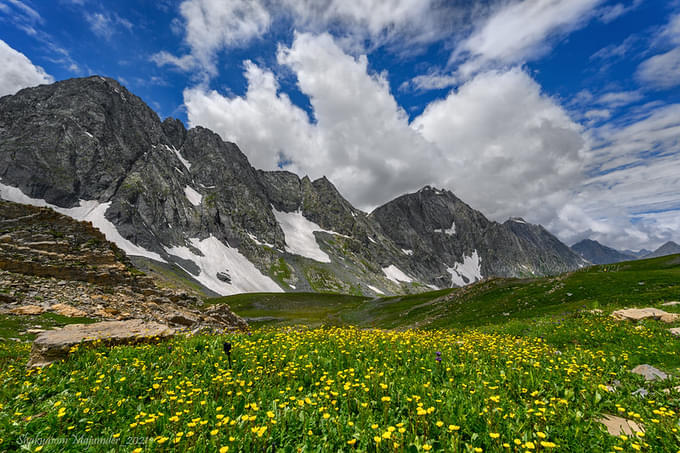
xmin=0 ymin=76 xmax=585 ymax=296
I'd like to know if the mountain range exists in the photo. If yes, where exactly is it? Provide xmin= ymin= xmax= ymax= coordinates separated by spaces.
xmin=0 ymin=76 xmax=589 ymax=296
xmin=572 ymin=238 xmax=678 ymax=265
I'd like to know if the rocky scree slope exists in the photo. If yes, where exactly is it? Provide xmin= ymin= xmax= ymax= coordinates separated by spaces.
xmin=1 ymin=76 xmax=583 ymax=295
xmin=0 ymin=199 xmax=247 ymax=331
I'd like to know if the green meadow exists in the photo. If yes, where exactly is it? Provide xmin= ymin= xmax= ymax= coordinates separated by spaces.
xmin=1 ymin=255 xmax=679 ymax=452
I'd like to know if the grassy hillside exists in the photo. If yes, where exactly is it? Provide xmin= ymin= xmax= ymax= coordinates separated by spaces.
xmin=210 ymin=254 xmax=680 ymax=330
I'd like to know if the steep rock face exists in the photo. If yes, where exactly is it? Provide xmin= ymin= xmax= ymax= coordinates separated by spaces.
xmin=0 ymin=77 xmax=163 ymax=206
xmin=0 ymin=76 xmax=585 ymax=295
xmin=571 ymin=239 xmax=635 ymax=264
xmin=372 ymin=187 xmax=586 ymax=286
xmin=502 ymin=219 xmax=587 ymax=274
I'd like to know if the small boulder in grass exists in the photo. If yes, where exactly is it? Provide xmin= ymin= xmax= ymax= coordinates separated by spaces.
xmin=669 ymin=327 xmax=680 ymax=337
xmin=597 ymin=414 xmax=644 ymax=436
xmin=630 ymin=364 xmax=668 ymax=381
xmin=610 ymin=308 xmax=679 ymax=323
xmin=27 ymin=319 xmax=175 ymax=368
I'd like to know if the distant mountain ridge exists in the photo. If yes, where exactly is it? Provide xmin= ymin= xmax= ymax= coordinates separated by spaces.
xmin=0 ymin=76 xmax=586 ymax=296
xmin=571 ymin=238 xmax=679 ymax=264
xmin=644 ymin=241 xmax=680 ymax=259
xmin=571 ymin=239 xmax=635 ymax=264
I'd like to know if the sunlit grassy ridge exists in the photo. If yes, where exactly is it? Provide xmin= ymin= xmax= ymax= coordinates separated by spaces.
xmin=211 ymin=254 xmax=680 ymax=329
xmin=1 ymin=317 xmax=680 ymax=452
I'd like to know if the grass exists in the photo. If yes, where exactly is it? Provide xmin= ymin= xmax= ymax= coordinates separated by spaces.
xmin=269 ymin=258 xmax=293 ymax=289
xmin=208 ymin=292 xmax=370 ymax=327
xmin=1 ymin=319 xmax=679 ymax=452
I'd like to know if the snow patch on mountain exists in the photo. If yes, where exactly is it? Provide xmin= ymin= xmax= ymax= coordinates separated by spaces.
xmin=0 ymin=181 xmax=166 ymax=262
xmin=382 ymin=265 xmax=413 ymax=284
xmin=402 ymin=249 xmax=414 ymax=255
xmin=434 ymin=221 xmax=456 ymax=235
xmin=165 ymin=144 xmax=191 ymax=170
xmin=164 ymin=236 xmax=282 ymax=295
xmin=247 ymin=233 xmax=274 ymax=248
xmin=367 ymin=285 xmax=384 ymax=295
xmin=272 ymin=208 xmax=340 ymax=263
xmin=184 ymin=186 xmax=202 ymax=206
xmin=447 ymin=250 xmax=482 ymax=287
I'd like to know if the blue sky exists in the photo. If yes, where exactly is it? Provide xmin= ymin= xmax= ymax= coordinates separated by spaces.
xmin=1 ymin=0 xmax=679 ymax=251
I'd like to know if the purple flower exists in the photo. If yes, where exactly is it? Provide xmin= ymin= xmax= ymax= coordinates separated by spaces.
xmin=435 ymin=351 xmax=442 ymax=362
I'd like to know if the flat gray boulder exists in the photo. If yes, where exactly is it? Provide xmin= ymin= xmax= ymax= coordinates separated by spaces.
xmin=611 ymin=308 xmax=679 ymax=323
xmin=27 ymin=319 xmax=175 ymax=367
xmin=631 ymin=364 xmax=668 ymax=381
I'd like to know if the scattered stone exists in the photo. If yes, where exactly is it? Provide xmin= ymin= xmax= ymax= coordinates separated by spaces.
xmin=597 ymin=414 xmax=645 ymax=436
xmin=670 ymin=327 xmax=680 ymax=336
xmin=611 ymin=308 xmax=679 ymax=323
xmin=92 ymin=308 xmax=118 ymax=319
xmin=26 ymin=328 xmax=46 ymax=334
xmin=49 ymin=303 xmax=88 ymax=318
xmin=588 ymin=308 xmax=603 ymax=314
xmin=27 ymin=320 xmax=176 ymax=367
xmin=631 ymin=364 xmax=668 ymax=381
xmin=10 ymin=305 xmax=45 ymax=315
xmin=632 ymin=388 xmax=648 ymax=397
xmin=661 ymin=301 xmax=680 ymax=307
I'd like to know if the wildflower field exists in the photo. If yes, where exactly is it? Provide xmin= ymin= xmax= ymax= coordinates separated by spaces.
xmin=2 ymin=311 xmax=680 ymax=452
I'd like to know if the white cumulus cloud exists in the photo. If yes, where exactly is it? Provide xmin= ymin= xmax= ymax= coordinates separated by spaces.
xmin=0 ymin=39 xmax=53 ymax=97
xmin=412 ymin=67 xmax=586 ymax=222
xmin=186 ymin=33 xmax=586 ymax=227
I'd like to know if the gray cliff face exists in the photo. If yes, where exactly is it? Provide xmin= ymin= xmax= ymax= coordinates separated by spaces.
xmin=0 ymin=76 xmax=163 ymax=206
xmin=0 ymin=76 xmax=585 ymax=296
xmin=372 ymin=187 xmax=586 ymax=286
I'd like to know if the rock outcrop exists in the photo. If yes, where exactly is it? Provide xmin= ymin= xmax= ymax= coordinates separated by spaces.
xmin=27 ymin=320 xmax=175 ymax=367
xmin=610 ymin=308 xmax=679 ymax=323
xmin=0 ymin=200 xmax=248 ymax=332
xmin=371 ymin=186 xmax=587 ymax=286
xmin=597 ymin=414 xmax=644 ymax=436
